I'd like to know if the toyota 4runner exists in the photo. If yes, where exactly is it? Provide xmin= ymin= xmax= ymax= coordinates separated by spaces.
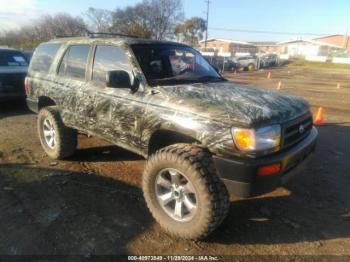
xmin=25 ymin=35 xmax=317 ymax=240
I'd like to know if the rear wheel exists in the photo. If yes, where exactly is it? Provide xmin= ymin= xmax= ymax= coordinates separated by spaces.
xmin=143 ymin=144 xmax=229 ymax=239
xmin=38 ymin=106 xmax=77 ymax=159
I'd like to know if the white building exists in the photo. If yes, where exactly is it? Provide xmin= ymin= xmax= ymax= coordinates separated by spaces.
xmin=278 ymin=39 xmax=343 ymax=57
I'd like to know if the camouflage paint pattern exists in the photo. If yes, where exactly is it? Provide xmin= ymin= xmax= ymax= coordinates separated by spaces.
xmin=27 ymin=37 xmax=311 ymax=159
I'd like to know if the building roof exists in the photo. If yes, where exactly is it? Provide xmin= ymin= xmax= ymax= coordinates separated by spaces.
xmin=249 ymin=41 xmax=278 ymax=46
xmin=277 ymin=39 xmax=342 ymax=48
xmin=313 ymin=34 xmax=347 ymax=40
xmin=199 ymin=38 xmax=255 ymax=46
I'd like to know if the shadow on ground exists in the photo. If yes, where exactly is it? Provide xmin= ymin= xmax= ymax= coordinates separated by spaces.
xmin=0 ymin=164 xmax=151 ymax=255
xmin=72 ymin=145 xmax=144 ymax=163
xmin=0 ymin=100 xmax=31 ymax=120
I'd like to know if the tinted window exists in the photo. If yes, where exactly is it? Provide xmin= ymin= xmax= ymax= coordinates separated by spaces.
xmin=92 ymin=45 xmax=131 ymax=82
xmin=30 ymin=43 xmax=61 ymax=73
xmin=0 ymin=50 xmax=28 ymax=67
xmin=132 ymin=44 xmax=221 ymax=86
xmin=58 ymin=45 xmax=90 ymax=79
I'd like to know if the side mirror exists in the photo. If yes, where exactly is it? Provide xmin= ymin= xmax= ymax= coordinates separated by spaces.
xmin=106 ymin=70 xmax=131 ymax=89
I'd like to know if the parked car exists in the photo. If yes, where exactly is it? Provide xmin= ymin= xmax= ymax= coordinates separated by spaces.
xmin=22 ymin=50 xmax=34 ymax=62
xmin=0 ymin=48 xmax=28 ymax=102
xmin=26 ymin=36 xmax=318 ymax=240
xmin=204 ymin=56 xmax=237 ymax=72
xmin=233 ymin=55 xmax=258 ymax=71
xmin=260 ymin=54 xmax=279 ymax=68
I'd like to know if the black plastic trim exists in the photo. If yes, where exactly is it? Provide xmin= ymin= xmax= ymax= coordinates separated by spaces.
xmin=214 ymin=127 xmax=318 ymax=197
xmin=26 ymin=97 xmax=39 ymax=113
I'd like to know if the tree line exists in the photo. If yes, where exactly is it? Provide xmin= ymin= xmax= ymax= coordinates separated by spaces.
xmin=0 ymin=0 xmax=206 ymax=49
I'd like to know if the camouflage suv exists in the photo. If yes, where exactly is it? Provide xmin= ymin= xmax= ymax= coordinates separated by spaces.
xmin=25 ymin=36 xmax=317 ymax=239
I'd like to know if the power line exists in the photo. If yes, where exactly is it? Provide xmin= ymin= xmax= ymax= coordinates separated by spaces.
xmin=209 ymin=27 xmax=332 ymax=36
xmin=204 ymin=0 xmax=210 ymax=49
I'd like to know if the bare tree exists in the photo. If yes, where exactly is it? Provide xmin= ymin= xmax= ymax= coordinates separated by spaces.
xmin=0 ymin=13 xmax=87 ymax=48
xmin=84 ymin=7 xmax=112 ymax=32
xmin=175 ymin=17 xmax=206 ymax=46
xmin=35 ymin=13 xmax=87 ymax=38
xmin=111 ymin=4 xmax=152 ymax=38
xmin=111 ymin=0 xmax=183 ymax=39
xmin=145 ymin=0 xmax=184 ymax=40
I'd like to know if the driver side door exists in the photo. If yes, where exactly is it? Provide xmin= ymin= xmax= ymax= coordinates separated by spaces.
xmin=86 ymin=44 xmax=146 ymax=152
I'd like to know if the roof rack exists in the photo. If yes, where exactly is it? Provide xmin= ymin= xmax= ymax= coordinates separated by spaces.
xmin=53 ymin=31 xmax=140 ymax=39
xmin=54 ymin=35 xmax=76 ymax=39
xmin=86 ymin=31 xmax=139 ymax=39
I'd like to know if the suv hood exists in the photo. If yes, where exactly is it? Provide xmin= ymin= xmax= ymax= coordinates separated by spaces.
xmin=155 ymin=81 xmax=309 ymax=127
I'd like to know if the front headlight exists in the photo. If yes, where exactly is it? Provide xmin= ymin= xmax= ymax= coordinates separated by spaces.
xmin=232 ymin=125 xmax=281 ymax=152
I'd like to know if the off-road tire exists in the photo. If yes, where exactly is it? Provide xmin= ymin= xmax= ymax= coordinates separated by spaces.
xmin=143 ymin=143 xmax=230 ymax=239
xmin=38 ymin=106 xmax=77 ymax=159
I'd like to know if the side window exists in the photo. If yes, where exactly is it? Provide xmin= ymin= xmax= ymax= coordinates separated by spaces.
xmin=58 ymin=45 xmax=90 ymax=79
xmin=30 ymin=43 xmax=61 ymax=73
xmin=92 ymin=45 xmax=132 ymax=82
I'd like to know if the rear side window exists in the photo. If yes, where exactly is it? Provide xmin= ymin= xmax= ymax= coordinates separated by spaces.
xmin=30 ymin=43 xmax=61 ymax=73
xmin=58 ymin=45 xmax=90 ymax=79
xmin=92 ymin=45 xmax=131 ymax=82
xmin=0 ymin=50 xmax=28 ymax=67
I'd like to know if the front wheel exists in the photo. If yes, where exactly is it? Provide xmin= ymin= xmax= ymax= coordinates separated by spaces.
xmin=142 ymin=144 xmax=229 ymax=239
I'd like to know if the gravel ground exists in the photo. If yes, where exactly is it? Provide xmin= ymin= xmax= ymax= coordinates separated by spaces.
xmin=0 ymin=66 xmax=349 ymax=259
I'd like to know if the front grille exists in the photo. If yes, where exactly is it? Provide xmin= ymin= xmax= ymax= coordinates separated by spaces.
xmin=281 ymin=113 xmax=313 ymax=149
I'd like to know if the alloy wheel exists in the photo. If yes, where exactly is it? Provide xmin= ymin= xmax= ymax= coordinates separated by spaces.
xmin=155 ymin=168 xmax=198 ymax=222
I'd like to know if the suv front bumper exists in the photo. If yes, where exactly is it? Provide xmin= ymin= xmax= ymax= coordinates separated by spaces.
xmin=213 ymin=127 xmax=318 ymax=197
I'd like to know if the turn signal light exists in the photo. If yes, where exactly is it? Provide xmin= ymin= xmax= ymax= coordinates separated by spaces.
xmin=258 ymin=163 xmax=281 ymax=176
xmin=232 ymin=129 xmax=255 ymax=150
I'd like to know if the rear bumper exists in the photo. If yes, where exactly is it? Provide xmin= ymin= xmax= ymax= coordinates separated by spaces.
xmin=213 ymin=127 xmax=318 ymax=197
xmin=0 ymin=93 xmax=25 ymax=102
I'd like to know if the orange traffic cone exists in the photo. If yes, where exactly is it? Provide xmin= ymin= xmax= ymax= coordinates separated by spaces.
xmin=336 ymin=83 xmax=341 ymax=90
xmin=313 ymin=107 xmax=324 ymax=126
xmin=276 ymin=81 xmax=282 ymax=90
xmin=267 ymin=71 xmax=272 ymax=79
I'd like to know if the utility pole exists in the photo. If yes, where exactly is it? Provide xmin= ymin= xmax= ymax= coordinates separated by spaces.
xmin=204 ymin=0 xmax=210 ymax=50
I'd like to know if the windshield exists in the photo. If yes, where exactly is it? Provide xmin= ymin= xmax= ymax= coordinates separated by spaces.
xmin=0 ymin=50 xmax=28 ymax=67
xmin=131 ymin=44 xmax=224 ymax=86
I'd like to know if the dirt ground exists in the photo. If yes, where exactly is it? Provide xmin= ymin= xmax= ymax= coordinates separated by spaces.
xmin=0 ymin=66 xmax=349 ymax=259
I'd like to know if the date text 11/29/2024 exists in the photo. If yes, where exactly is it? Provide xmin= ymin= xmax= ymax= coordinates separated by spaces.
xmin=128 ymin=255 xmax=220 ymax=261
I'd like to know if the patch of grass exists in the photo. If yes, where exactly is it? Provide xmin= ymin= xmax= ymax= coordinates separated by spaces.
xmin=287 ymin=59 xmax=350 ymax=70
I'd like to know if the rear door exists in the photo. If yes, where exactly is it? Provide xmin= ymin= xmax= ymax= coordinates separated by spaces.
xmin=55 ymin=44 xmax=92 ymax=129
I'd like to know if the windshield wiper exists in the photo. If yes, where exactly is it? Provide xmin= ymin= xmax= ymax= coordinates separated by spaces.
xmin=150 ymin=77 xmax=197 ymax=86
xmin=150 ymin=75 xmax=226 ymax=86
xmin=194 ymin=75 xmax=226 ymax=83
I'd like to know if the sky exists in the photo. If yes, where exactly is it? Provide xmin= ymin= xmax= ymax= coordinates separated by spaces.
xmin=0 ymin=0 xmax=349 ymax=42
